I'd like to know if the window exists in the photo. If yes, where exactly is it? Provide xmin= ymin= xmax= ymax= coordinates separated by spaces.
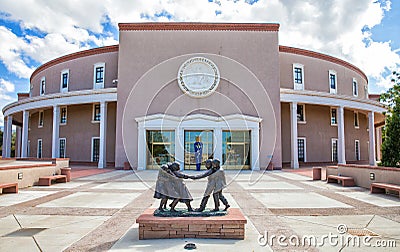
xmin=92 ymin=104 xmax=101 ymax=122
xmin=297 ymin=104 xmax=306 ymax=123
xmin=60 ymin=69 xmax=69 ymax=92
xmin=298 ymin=138 xmax=306 ymax=162
xmin=37 ymin=139 xmax=42 ymax=158
xmin=331 ymin=139 xmax=338 ymax=162
xmin=91 ymin=137 xmax=100 ymax=162
xmin=93 ymin=62 xmax=105 ymax=89
xmin=293 ymin=64 xmax=304 ymax=90
xmin=38 ymin=110 xmax=44 ymax=128
xmin=355 ymin=140 xmax=360 ymax=161
xmin=329 ymin=70 xmax=337 ymax=94
xmin=331 ymin=108 xmax=337 ymax=126
xmin=364 ymin=85 xmax=368 ymax=99
xmin=27 ymin=140 xmax=30 ymax=157
xmin=354 ymin=111 xmax=359 ymax=128
xmin=40 ymin=77 xmax=45 ymax=95
xmin=352 ymin=78 xmax=358 ymax=97
xmin=92 ymin=137 xmax=100 ymax=162
xmin=60 ymin=106 xmax=67 ymax=125
xmin=59 ymin=138 xmax=66 ymax=158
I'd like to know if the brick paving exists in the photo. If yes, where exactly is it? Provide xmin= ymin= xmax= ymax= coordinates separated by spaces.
xmin=0 ymin=167 xmax=398 ymax=251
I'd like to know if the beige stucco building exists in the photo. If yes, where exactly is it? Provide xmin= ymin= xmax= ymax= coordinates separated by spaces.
xmin=2 ymin=23 xmax=386 ymax=170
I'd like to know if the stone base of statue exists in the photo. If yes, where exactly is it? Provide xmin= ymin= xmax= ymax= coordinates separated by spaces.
xmin=137 ymin=208 xmax=246 ymax=240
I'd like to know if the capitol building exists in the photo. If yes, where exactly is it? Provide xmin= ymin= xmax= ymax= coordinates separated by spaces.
xmin=2 ymin=23 xmax=386 ymax=170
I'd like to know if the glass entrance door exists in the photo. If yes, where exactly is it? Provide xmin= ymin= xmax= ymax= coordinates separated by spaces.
xmin=223 ymin=131 xmax=251 ymax=169
xmin=146 ymin=130 xmax=175 ymax=169
xmin=184 ymin=130 xmax=213 ymax=170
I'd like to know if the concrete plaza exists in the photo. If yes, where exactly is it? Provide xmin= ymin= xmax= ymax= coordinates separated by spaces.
xmin=0 ymin=168 xmax=399 ymax=251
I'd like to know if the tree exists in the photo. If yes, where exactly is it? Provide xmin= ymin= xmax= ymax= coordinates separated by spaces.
xmin=380 ymin=71 xmax=400 ymax=167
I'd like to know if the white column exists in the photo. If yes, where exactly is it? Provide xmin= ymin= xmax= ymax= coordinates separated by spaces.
xmin=98 ymin=101 xmax=107 ymax=168
xmin=52 ymin=106 xmax=60 ymax=158
xmin=5 ymin=115 xmax=12 ymax=158
xmin=214 ymin=127 xmax=223 ymax=163
xmin=137 ymin=124 xmax=145 ymax=170
xmin=16 ymin=126 xmax=21 ymax=157
xmin=337 ymin=106 xmax=346 ymax=164
xmin=251 ymin=127 xmax=260 ymax=170
xmin=368 ymin=112 xmax=376 ymax=166
xmin=290 ymin=102 xmax=299 ymax=169
xmin=175 ymin=127 xmax=184 ymax=171
xmin=2 ymin=118 xmax=8 ymax=157
xmin=376 ymin=127 xmax=382 ymax=161
xmin=21 ymin=110 xmax=29 ymax=158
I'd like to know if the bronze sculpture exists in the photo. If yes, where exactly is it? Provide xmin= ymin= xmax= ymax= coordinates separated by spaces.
xmin=153 ymin=162 xmax=194 ymax=212
xmin=193 ymin=159 xmax=230 ymax=212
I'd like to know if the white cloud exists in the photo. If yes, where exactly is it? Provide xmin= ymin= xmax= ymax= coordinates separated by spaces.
xmin=0 ymin=78 xmax=16 ymax=125
xmin=0 ymin=0 xmax=398 ymax=93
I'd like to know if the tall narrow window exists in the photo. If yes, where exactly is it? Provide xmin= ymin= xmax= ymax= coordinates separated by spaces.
xmin=298 ymin=138 xmax=306 ymax=162
xmin=293 ymin=64 xmax=304 ymax=90
xmin=38 ymin=110 xmax=44 ymax=128
xmin=297 ymin=104 xmax=306 ymax=123
xmin=61 ymin=69 xmax=69 ymax=92
xmin=92 ymin=104 xmax=101 ymax=122
xmin=331 ymin=108 xmax=337 ymax=126
xmin=331 ymin=139 xmax=338 ymax=162
xmin=37 ymin=139 xmax=42 ymax=158
xmin=92 ymin=137 xmax=100 ymax=162
xmin=60 ymin=106 xmax=67 ymax=125
xmin=352 ymin=78 xmax=358 ymax=97
xmin=329 ymin=70 xmax=337 ymax=94
xmin=355 ymin=140 xmax=360 ymax=161
xmin=354 ymin=111 xmax=359 ymax=128
xmin=40 ymin=77 xmax=45 ymax=96
xmin=93 ymin=63 xmax=105 ymax=89
xmin=59 ymin=138 xmax=66 ymax=158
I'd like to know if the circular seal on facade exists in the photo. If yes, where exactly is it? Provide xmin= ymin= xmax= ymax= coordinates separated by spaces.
xmin=177 ymin=57 xmax=220 ymax=98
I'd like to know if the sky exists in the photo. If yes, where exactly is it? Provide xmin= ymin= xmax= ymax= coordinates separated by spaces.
xmin=0 ymin=0 xmax=399 ymax=125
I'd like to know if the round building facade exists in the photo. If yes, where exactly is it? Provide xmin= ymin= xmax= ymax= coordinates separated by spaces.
xmin=2 ymin=23 xmax=386 ymax=170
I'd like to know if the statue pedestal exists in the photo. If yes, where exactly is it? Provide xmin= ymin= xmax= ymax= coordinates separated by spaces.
xmin=136 ymin=208 xmax=247 ymax=240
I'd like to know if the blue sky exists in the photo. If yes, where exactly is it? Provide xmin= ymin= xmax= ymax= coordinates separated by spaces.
xmin=0 ymin=0 xmax=399 ymax=124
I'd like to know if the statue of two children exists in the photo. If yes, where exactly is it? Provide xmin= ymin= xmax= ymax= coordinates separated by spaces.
xmin=153 ymin=159 xmax=230 ymax=212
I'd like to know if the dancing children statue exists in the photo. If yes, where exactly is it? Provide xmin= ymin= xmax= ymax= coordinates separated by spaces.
xmin=193 ymin=159 xmax=230 ymax=212
xmin=153 ymin=162 xmax=194 ymax=212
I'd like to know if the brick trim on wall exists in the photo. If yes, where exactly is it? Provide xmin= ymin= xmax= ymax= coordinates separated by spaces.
xmin=279 ymin=45 xmax=368 ymax=83
xmin=118 ymin=22 xmax=280 ymax=32
xmin=30 ymin=45 xmax=119 ymax=82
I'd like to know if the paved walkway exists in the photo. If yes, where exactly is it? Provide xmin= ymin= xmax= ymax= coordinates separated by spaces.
xmin=0 ymin=168 xmax=399 ymax=251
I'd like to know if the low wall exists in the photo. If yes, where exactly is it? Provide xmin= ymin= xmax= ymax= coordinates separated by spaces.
xmin=331 ymin=164 xmax=400 ymax=189
xmin=0 ymin=158 xmax=70 ymax=188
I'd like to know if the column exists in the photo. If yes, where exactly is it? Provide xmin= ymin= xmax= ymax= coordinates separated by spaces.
xmin=290 ymin=102 xmax=299 ymax=169
xmin=175 ymin=127 xmax=184 ymax=171
xmin=21 ymin=110 xmax=29 ymax=158
xmin=137 ymin=124 xmax=145 ymax=170
xmin=16 ymin=126 xmax=21 ymax=157
xmin=368 ymin=111 xmax=376 ymax=166
xmin=337 ymin=106 xmax=346 ymax=164
xmin=98 ymin=101 xmax=107 ymax=168
xmin=2 ymin=117 xmax=7 ymax=157
xmin=5 ymin=115 xmax=12 ymax=158
xmin=52 ymin=106 xmax=60 ymax=158
xmin=375 ymin=127 xmax=382 ymax=161
xmin=251 ymin=127 xmax=260 ymax=170
xmin=214 ymin=127 xmax=223 ymax=163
